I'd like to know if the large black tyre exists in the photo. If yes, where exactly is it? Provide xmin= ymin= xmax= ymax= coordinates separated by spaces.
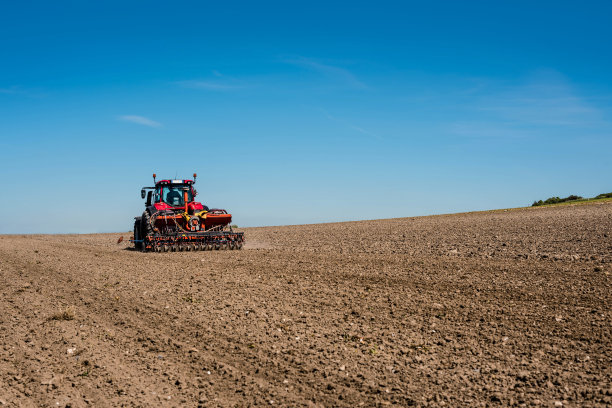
xmin=134 ymin=217 xmax=143 ymax=251
xmin=141 ymin=211 xmax=153 ymax=251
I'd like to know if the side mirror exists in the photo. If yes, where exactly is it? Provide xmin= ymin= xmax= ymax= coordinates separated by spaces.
xmin=146 ymin=191 xmax=153 ymax=206
xmin=141 ymin=189 xmax=146 ymax=199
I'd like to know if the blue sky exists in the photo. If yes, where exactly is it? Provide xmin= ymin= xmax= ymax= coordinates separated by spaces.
xmin=1 ymin=1 xmax=611 ymax=233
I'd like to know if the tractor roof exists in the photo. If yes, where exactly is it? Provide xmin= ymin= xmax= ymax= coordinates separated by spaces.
xmin=156 ymin=179 xmax=194 ymax=186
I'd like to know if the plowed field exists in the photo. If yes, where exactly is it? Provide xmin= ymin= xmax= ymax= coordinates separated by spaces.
xmin=1 ymin=203 xmax=610 ymax=407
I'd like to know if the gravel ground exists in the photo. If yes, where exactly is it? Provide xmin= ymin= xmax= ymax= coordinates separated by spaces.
xmin=0 ymin=202 xmax=610 ymax=407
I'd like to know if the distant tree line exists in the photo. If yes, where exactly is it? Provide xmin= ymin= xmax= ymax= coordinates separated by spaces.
xmin=532 ymin=195 xmax=582 ymax=206
xmin=532 ymin=192 xmax=612 ymax=207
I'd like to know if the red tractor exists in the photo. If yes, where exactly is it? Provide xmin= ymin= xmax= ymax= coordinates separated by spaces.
xmin=133 ymin=173 xmax=244 ymax=252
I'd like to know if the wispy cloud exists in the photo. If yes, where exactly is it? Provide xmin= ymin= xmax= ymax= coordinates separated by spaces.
xmin=118 ymin=115 xmax=162 ymax=128
xmin=322 ymin=110 xmax=381 ymax=139
xmin=0 ymin=87 xmax=18 ymax=94
xmin=349 ymin=125 xmax=379 ymax=138
xmin=450 ymin=70 xmax=611 ymax=138
xmin=478 ymin=71 xmax=603 ymax=127
xmin=450 ymin=121 xmax=536 ymax=139
xmin=0 ymin=85 xmax=45 ymax=98
xmin=282 ymin=56 xmax=367 ymax=89
xmin=175 ymin=80 xmax=242 ymax=91
xmin=175 ymin=71 xmax=246 ymax=91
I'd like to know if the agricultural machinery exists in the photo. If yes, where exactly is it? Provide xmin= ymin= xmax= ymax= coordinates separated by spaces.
xmin=132 ymin=173 xmax=244 ymax=252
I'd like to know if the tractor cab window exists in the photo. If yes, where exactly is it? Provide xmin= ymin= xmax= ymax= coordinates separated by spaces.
xmin=158 ymin=185 xmax=193 ymax=207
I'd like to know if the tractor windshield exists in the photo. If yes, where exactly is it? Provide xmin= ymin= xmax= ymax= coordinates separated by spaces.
xmin=157 ymin=185 xmax=193 ymax=207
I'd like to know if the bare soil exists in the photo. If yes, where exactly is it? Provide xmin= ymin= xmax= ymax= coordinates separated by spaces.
xmin=0 ymin=203 xmax=610 ymax=407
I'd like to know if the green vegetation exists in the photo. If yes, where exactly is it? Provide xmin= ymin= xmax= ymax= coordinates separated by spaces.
xmin=532 ymin=192 xmax=612 ymax=207
xmin=532 ymin=195 xmax=582 ymax=206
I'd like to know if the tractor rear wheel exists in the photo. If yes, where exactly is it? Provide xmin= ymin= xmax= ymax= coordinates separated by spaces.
xmin=134 ymin=218 xmax=143 ymax=251
xmin=141 ymin=211 xmax=153 ymax=251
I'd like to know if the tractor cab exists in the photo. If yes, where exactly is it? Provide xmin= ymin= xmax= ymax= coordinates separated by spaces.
xmin=159 ymin=184 xmax=192 ymax=207
xmin=152 ymin=180 xmax=206 ymax=213
xmin=141 ymin=175 xmax=205 ymax=213
xmin=152 ymin=180 xmax=195 ymax=208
